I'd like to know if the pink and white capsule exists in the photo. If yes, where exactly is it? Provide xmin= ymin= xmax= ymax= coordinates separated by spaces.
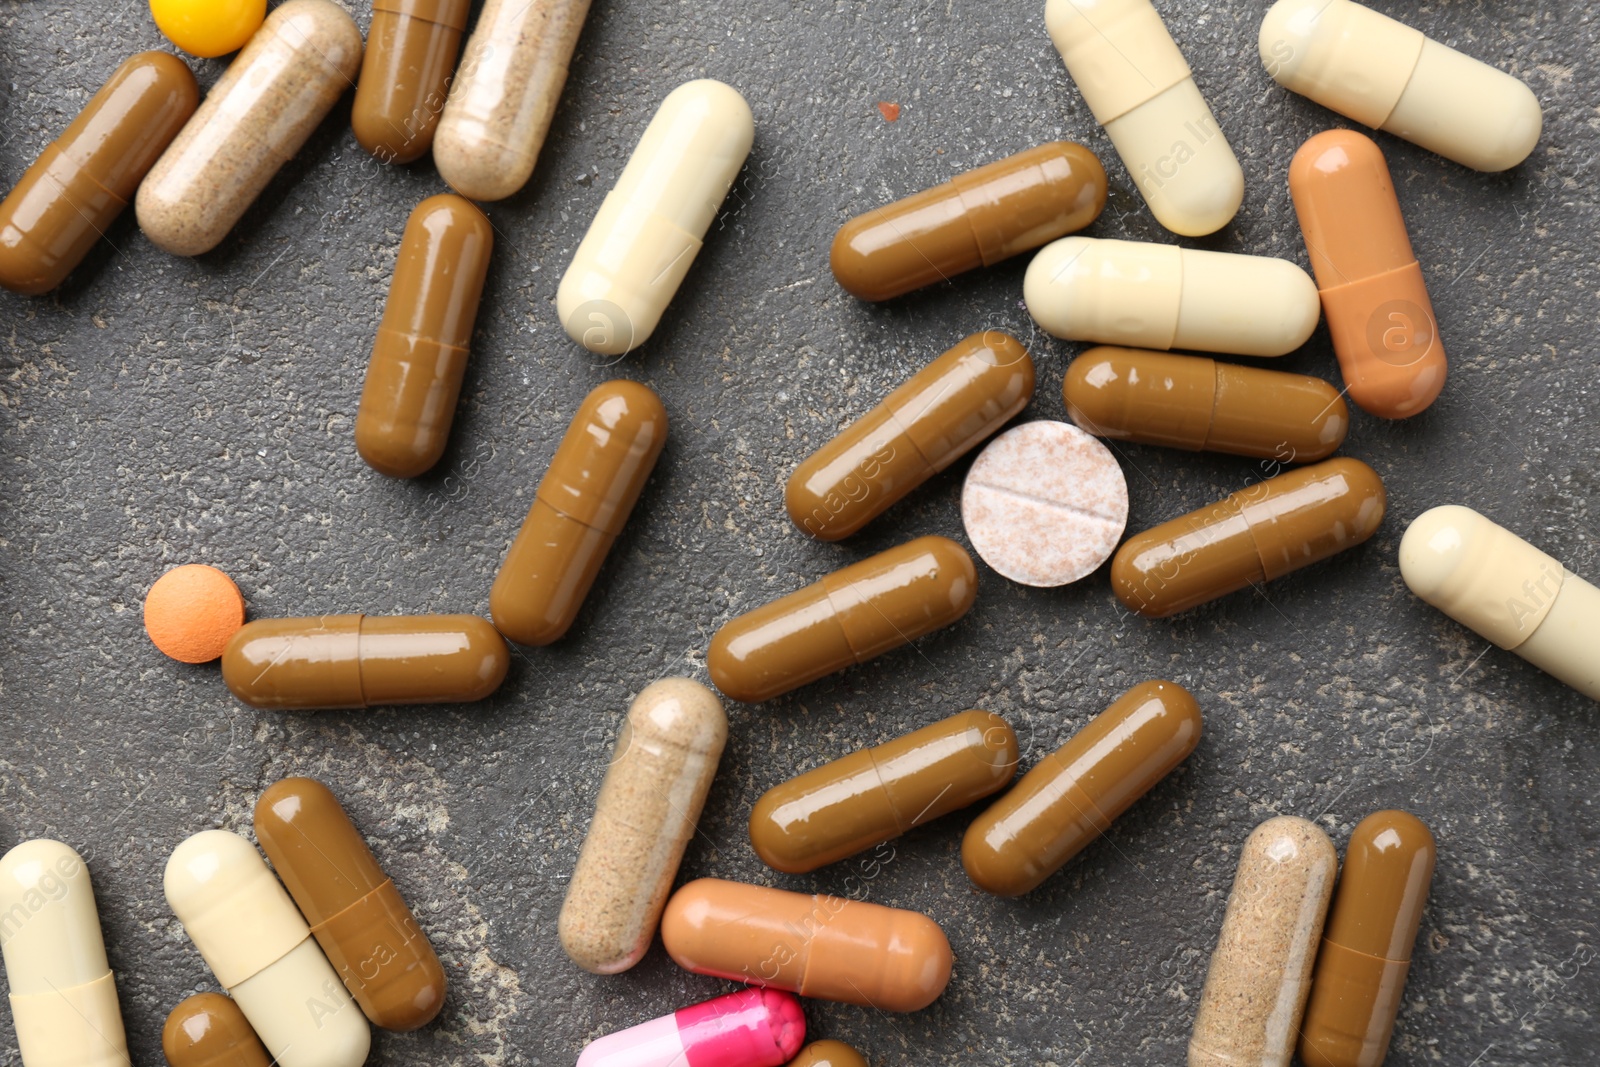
xmin=576 ymin=988 xmax=805 ymax=1067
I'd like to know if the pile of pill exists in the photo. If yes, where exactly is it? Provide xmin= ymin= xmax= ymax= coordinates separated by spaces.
xmin=0 ymin=0 xmax=1593 ymax=1065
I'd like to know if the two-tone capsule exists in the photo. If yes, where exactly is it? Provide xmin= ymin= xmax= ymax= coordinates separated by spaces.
xmin=829 ymin=142 xmax=1107 ymax=301
xmin=1399 ymin=505 xmax=1600 ymax=701
xmin=661 ymin=878 xmax=953 ymax=1013
xmin=353 ymin=0 xmax=471 ymax=163
xmin=750 ymin=710 xmax=1018 ymax=874
xmin=786 ymin=332 xmax=1035 ymax=541
xmin=162 ymin=993 xmax=271 ymax=1067
xmin=490 ymin=381 xmax=667 ymax=646
xmin=254 ymin=777 xmax=446 ymax=1031
xmin=0 ymin=841 xmax=128 ymax=1067
xmin=136 ymin=0 xmax=363 ymax=256
xmin=559 ymin=679 xmax=727 ymax=974
xmin=1025 ymin=237 xmax=1321 ymax=357
xmin=1260 ymin=0 xmax=1541 ymax=172
xmin=220 ymin=614 xmax=510 ymax=709
xmin=575 ymin=988 xmax=805 ymax=1067
xmin=0 ymin=52 xmax=197 ymax=294
xmin=962 ymin=681 xmax=1201 ymax=896
xmin=1189 ymin=816 xmax=1337 ymax=1067
xmin=708 ymin=536 xmax=977 ymax=703
xmin=1111 ymin=458 xmax=1386 ymax=618
xmin=1290 ymin=130 xmax=1446 ymax=419
xmin=164 ymin=830 xmax=371 ymax=1067
xmin=356 ymin=193 xmax=494 ymax=478
xmin=1045 ymin=0 xmax=1244 ymax=236
xmin=557 ymin=80 xmax=755 ymax=355
xmin=1064 ymin=347 xmax=1349 ymax=462
xmin=1300 ymin=811 xmax=1436 ymax=1067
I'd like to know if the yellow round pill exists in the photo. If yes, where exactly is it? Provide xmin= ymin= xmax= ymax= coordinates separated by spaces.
xmin=149 ymin=0 xmax=267 ymax=59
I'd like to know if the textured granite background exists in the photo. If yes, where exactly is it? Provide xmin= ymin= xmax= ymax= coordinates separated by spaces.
xmin=1 ymin=1 xmax=1596 ymax=1064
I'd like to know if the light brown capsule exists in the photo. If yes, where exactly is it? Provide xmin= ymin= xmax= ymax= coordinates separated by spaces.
xmin=708 ymin=536 xmax=977 ymax=703
xmin=787 ymin=1040 xmax=869 ymax=1067
xmin=352 ymin=0 xmax=471 ymax=164
xmin=490 ymin=381 xmax=668 ymax=646
xmin=355 ymin=193 xmax=493 ymax=478
xmin=161 ymin=993 xmax=271 ymax=1067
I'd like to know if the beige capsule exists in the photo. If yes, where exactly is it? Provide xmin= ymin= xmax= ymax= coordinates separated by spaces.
xmin=557 ymin=678 xmax=728 ymax=974
xmin=1189 ymin=815 xmax=1338 ymax=1067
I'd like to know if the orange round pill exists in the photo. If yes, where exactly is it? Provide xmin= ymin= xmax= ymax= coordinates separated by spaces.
xmin=143 ymin=564 xmax=246 ymax=664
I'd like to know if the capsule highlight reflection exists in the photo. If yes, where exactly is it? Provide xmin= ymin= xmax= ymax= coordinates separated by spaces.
xmin=352 ymin=0 xmax=470 ymax=163
xmin=575 ymin=988 xmax=805 ymax=1067
xmin=162 ymin=993 xmax=271 ymax=1067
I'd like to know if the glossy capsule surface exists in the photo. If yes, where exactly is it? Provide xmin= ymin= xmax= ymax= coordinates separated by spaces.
xmin=136 ymin=0 xmax=363 ymax=256
xmin=356 ymin=193 xmax=494 ymax=478
xmin=1300 ymin=811 xmax=1436 ymax=1067
xmin=220 ymin=614 xmax=510 ymax=710
xmin=1189 ymin=816 xmax=1337 ymax=1067
xmin=353 ymin=0 xmax=471 ymax=164
xmin=830 ymin=142 xmax=1106 ymax=301
xmin=1290 ymin=130 xmax=1445 ymax=419
xmin=661 ymin=878 xmax=953 ymax=1013
xmin=1111 ymin=458 xmax=1386 ymax=618
xmin=750 ymin=710 xmax=1019 ymax=874
xmin=1261 ymin=0 xmax=1541 ymax=172
xmin=786 ymin=332 xmax=1034 ymax=541
xmin=490 ymin=381 xmax=668 ymax=646
xmin=1065 ymin=347 xmax=1348 ymax=462
xmin=0 ymin=52 xmax=197 ymax=295
xmin=164 ymin=831 xmax=371 ymax=1067
xmin=962 ymin=680 xmax=1201 ymax=896
xmin=0 ymin=840 xmax=128 ymax=1067
xmin=557 ymin=80 xmax=755 ymax=355
xmin=254 ymin=777 xmax=446 ymax=1031
xmin=575 ymin=988 xmax=805 ymax=1067
xmin=788 ymin=1042 xmax=869 ymax=1067
xmin=1046 ymin=0 xmax=1243 ymax=236
xmin=708 ymin=535 xmax=977 ymax=703
xmin=162 ymin=993 xmax=271 ymax=1067
xmin=1025 ymin=237 xmax=1321 ymax=357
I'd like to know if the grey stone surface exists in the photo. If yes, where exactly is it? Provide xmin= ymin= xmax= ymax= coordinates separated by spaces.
xmin=1 ymin=1 xmax=1596 ymax=1064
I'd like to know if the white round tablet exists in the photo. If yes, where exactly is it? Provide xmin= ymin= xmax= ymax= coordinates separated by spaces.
xmin=960 ymin=420 xmax=1129 ymax=588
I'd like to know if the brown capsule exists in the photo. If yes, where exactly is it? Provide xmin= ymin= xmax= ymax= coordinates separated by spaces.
xmin=352 ymin=0 xmax=471 ymax=164
xmin=787 ymin=1041 xmax=869 ymax=1067
xmin=490 ymin=381 xmax=668 ymax=646
xmin=220 ymin=614 xmax=510 ymax=710
xmin=0 ymin=52 xmax=197 ymax=295
xmin=786 ymin=332 xmax=1035 ymax=541
xmin=355 ymin=194 xmax=494 ymax=478
xmin=1299 ymin=811 xmax=1437 ymax=1067
xmin=962 ymin=680 xmax=1201 ymax=896
xmin=161 ymin=993 xmax=271 ymax=1067
xmin=830 ymin=142 xmax=1107 ymax=301
xmin=1110 ymin=457 xmax=1387 ymax=618
xmin=1063 ymin=347 xmax=1349 ymax=463
xmin=253 ymin=777 xmax=446 ymax=1031
xmin=750 ymin=710 xmax=1018 ymax=874
xmin=708 ymin=535 xmax=978 ymax=703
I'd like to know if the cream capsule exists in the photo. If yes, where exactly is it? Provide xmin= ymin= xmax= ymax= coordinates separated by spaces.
xmin=558 ymin=679 xmax=727 ymax=974
xmin=434 ymin=0 xmax=593 ymax=201
xmin=1045 ymin=0 xmax=1244 ymax=236
xmin=490 ymin=380 xmax=668 ymax=646
xmin=1260 ymin=0 xmax=1542 ymax=172
xmin=162 ymin=993 xmax=272 ymax=1067
xmin=220 ymin=615 xmax=510 ymax=709
xmin=1064 ymin=347 xmax=1349 ymax=462
xmin=786 ymin=332 xmax=1035 ymax=541
xmin=661 ymin=878 xmax=953 ymax=1013
xmin=1112 ymin=458 xmax=1386 ymax=618
xmin=1399 ymin=505 xmax=1600 ymax=701
xmin=356 ymin=193 xmax=494 ymax=478
xmin=557 ymin=80 xmax=755 ymax=355
xmin=165 ymin=830 xmax=371 ymax=1067
xmin=1189 ymin=816 xmax=1337 ymax=1067
xmin=708 ymin=536 xmax=978 ymax=703
xmin=0 ymin=841 xmax=128 ymax=1067
xmin=136 ymin=0 xmax=363 ymax=256
xmin=352 ymin=0 xmax=471 ymax=164
xmin=749 ymin=710 xmax=1019 ymax=874
xmin=1024 ymin=237 xmax=1320 ymax=357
